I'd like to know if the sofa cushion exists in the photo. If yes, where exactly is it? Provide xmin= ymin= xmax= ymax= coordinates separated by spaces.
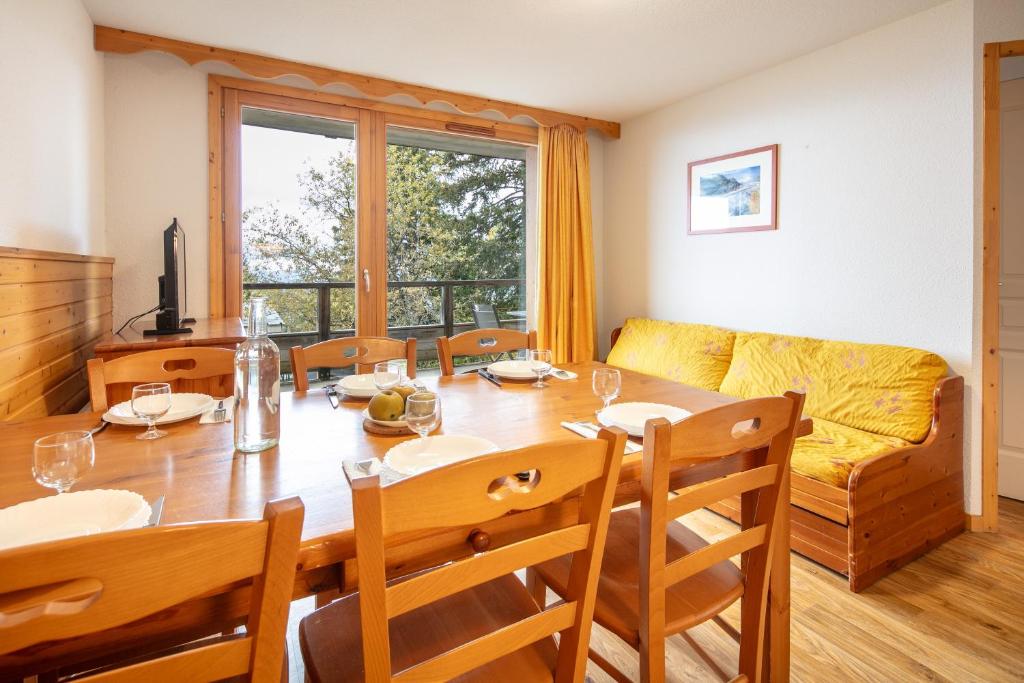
xmin=606 ymin=318 xmax=735 ymax=391
xmin=719 ymin=332 xmax=947 ymax=442
xmin=794 ymin=418 xmax=909 ymax=488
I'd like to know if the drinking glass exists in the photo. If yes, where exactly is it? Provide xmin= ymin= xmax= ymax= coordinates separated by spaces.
xmin=33 ymin=431 xmax=95 ymax=494
xmin=593 ymin=368 xmax=622 ymax=411
xmin=373 ymin=362 xmax=402 ymax=393
xmin=405 ymin=392 xmax=441 ymax=439
xmin=529 ymin=349 xmax=553 ymax=388
xmin=131 ymin=383 xmax=172 ymax=440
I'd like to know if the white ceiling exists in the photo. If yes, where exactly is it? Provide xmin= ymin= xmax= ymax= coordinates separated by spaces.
xmin=81 ymin=0 xmax=946 ymax=122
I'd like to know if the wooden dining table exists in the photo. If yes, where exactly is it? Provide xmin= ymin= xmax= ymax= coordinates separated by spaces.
xmin=0 ymin=360 xmax=810 ymax=680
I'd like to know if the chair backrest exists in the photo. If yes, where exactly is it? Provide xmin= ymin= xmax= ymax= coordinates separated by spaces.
xmin=640 ymin=392 xmax=804 ymax=682
xmin=471 ymin=303 xmax=501 ymax=329
xmin=435 ymin=328 xmax=538 ymax=376
xmin=348 ymin=430 xmax=626 ymax=682
xmin=0 ymin=497 xmax=304 ymax=682
xmin=87 ymin=347 xmax=237 ymax=412
xmin=289 ymin=336 xmax=417 ymax=391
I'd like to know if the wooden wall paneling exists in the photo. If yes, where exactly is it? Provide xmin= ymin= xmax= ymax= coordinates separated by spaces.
xmin=95 ymin=26 xmax=620 ymax=139
xmin=0 ymin=248 xmax=114 ymax=419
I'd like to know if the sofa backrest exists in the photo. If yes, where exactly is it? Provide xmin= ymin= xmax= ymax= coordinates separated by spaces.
xmin=719 ymin=332 xmax=948 ymax=443
xmin=605 ymin=318 xmax=735 ymax=391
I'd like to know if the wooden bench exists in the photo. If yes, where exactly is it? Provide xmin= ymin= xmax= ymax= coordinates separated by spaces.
xmin=609 ymin=324 xmax=964 ymax=592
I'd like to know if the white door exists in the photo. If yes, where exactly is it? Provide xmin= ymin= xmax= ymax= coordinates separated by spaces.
xmin=1000 ymin=77 xmax=1024 ymax=501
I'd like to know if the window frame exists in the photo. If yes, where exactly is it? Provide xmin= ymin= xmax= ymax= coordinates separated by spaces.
xmin=210 ymin=75 xmax=538 ymax=339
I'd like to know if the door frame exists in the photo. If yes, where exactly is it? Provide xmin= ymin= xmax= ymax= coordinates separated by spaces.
xmin=207 ymin=74 xmax=539 ymax=336
xmin=979 ymin=40 xmax=1024 ymax=532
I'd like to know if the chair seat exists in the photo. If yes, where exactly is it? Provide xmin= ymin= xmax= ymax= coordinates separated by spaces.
xmin=299 ymin=573 xmax=558 ymax=682
xmin=793 ymin=418 xmax=909 ymax=488
xmin=534 ymin=507 xmax=743 ymax=647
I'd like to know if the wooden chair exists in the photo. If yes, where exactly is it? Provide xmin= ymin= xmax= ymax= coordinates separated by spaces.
xmin=0 ymin=497 xmax=304 ymax=682
xmin=289 ymin=336 xmax=417 ymax=391
xmin=529 ymin=392 xmax=805 ymax=683
xmin=86 ymin=347 xmax=237 ymax=412
xmin=435 ymin=328 xmax=537 ymax=376
xmin=298 ymin=430 xmax=627 ymax=682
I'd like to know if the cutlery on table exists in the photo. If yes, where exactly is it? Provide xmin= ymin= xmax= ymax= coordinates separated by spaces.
xmin=146 ymin=496 xmax=165 ymax=527
xmin=477 ymin=368 xmax=503 ymax=387
xmin=89 ymin=420 xmax=111 ymax=437
xmin=560 ymin=421 xmax=643 ymax=453
xmin=324 ymin=385 xmax=340 ymax=409
xmin=212 ymin=400 xmax=226 ymax=423
xmin=549 ymin=368 xmax=577 ymax=380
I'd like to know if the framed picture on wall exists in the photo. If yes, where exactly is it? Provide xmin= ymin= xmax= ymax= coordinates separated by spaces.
xmin=687 ymin=144 xmax=778 ymax=235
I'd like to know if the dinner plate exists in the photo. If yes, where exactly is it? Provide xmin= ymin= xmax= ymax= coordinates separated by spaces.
xmin=0 ymin=489 xmax=152 ymax=550
xmin=103 ymin=393 xmax=214 ymax=426
xmin=487 ymin=359 xmax=548 ymax=380
xmin=383 ymin=435 xmax=499 ymax=479
xmin=337 ymin=373 xmax=408 ymax=398
xmin=362 ymin=407 xmax=407 ymax=428
xmin=597 ymin=402 xmax=692 ymax=438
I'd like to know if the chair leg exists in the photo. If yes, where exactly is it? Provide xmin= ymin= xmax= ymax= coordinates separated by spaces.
xmin=639 ymin=631 xmax=666 ymax=683
xmin=524 ymin=567 xmax=546 ymax=608
xmin=587 ymin=646 xmax=632 ymax=683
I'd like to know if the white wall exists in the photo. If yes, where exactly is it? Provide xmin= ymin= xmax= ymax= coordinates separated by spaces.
xmin=104 ymin=51 xmax=209 ymax=325
xmin=0 ymin=0 xmax=105 ymax=255
xmin=602 ymin=1 xmax=981 ymax=507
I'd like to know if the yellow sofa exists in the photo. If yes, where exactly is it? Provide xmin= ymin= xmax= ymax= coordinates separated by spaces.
xmin=607 ymin=318 xmax=964 ymax=591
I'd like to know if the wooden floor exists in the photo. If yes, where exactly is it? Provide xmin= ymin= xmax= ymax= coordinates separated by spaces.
xmin=286 ymin=497 xmax=1024 ymax=682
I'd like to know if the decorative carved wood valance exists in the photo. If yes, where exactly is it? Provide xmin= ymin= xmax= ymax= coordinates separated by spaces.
xmin=94 ymin=26 xmax=621 ymax=139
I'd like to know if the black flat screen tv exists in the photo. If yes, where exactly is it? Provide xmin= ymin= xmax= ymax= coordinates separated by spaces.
xmin=144 ymin=218 xmax=194 ymax=336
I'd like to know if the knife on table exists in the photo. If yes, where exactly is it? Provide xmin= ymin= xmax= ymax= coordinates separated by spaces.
xmin=477 ymin=368 xmax=503 ymax=387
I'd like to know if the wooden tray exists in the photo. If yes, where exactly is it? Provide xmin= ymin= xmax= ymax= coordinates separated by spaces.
xmin=362 ymin=418 xmax=413 ymax=436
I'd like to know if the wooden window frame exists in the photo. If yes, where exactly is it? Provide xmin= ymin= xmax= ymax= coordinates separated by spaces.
xmin=208 ymin=74 xmax=538 ymax=336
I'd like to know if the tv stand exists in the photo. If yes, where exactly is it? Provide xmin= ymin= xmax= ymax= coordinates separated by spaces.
xmin=142 ymin=326 xmax=193 ymax=337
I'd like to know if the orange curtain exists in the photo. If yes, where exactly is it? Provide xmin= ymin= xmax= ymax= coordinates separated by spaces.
xmin=536 ymin=124 xmax=596 ymax=363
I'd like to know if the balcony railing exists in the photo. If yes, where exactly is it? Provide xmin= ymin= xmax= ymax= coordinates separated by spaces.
xmin=242 ymin=278 xmax=526 ymax=371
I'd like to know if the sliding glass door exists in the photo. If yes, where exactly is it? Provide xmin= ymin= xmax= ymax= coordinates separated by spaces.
xmin=218 ymin=82 xmax=536 ymax=383
xmin=384 ymin=128 xmax=529 ymax=372
xmin=234 ymin=96 xmax=362 ymax=386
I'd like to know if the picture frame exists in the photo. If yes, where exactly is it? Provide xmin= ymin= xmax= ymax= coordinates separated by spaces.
xmin=687 ymin=144 xmax=778 ymax=235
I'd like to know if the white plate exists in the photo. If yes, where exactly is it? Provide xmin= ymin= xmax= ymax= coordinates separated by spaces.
xmin=597 ymin=402 xmax=692 ymax=438
xmin=0 ymin=489 xmax=152 ymax=550
xmin=383 ymin=435 xmax=499 ymax=478
xmin=362 ymin=407 xmax=407 ymax=428
xmin=337 ymin=373 xmax=408 ymax=398
xmin=104 ymin=393 xmax=214 ymax=426
xmin=487 ymin=360 xmax=549 ymax=380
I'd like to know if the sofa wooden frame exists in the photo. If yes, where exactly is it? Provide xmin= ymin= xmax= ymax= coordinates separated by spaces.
xmin=609 ymin=327 xmax=965 ymax=592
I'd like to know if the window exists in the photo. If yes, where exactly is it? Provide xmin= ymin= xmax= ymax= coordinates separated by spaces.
xmin=217 ymin=82 xmax=537 ymax=384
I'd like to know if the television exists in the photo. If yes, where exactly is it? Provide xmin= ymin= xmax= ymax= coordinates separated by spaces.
xmin=144 ymin=218 xmax=195 ymax=336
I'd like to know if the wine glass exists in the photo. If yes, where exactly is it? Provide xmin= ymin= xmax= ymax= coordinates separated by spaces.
xmin=132 ymin=383 xmax=172 ymax=440
xmin=593 ymin=368 xmax=622 ymax=411
xmin=373 ymin=362 xmax=402 ymax=393
xmin=405 ymin=392 xmax=441 ymax=439
xmin=529 ymin=349 xmax=553 ymax=389
xmin=33 ymin=431 xmax=95 ymax=494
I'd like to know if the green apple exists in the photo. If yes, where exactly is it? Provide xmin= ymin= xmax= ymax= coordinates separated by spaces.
xmin=368 ymin=390 xmax=404 ymax=421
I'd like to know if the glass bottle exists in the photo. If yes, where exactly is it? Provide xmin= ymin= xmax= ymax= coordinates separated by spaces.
xmin=234 ymin=297 xmax=281 ymax=452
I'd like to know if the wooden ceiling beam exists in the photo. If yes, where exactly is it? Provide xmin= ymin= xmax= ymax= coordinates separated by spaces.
xmin=94 ymin=25 xmax=621 ymax=139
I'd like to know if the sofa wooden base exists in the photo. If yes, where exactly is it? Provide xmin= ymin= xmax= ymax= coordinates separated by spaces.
xmin=706 ymin=375 xmax=965 ymax=592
